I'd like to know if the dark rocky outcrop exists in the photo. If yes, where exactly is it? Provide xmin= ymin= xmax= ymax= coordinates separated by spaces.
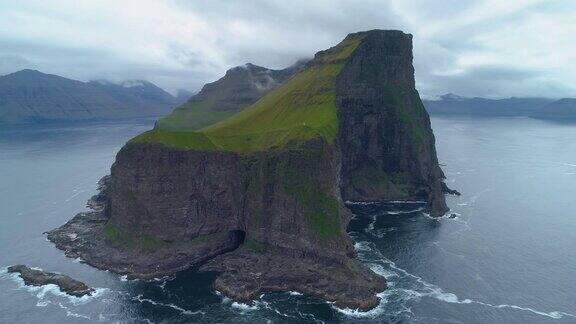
xmin=48 ymin=30 xmax=451 ymax=310
xmin=336 ymin=31 xmax=448 ymax=215
xmin=7 ymin=265 xmax=93 ymax=297
xmin=442 ymin=182 xmax=461 ymax=196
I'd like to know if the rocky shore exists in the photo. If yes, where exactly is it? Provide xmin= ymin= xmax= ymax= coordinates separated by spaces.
xmin=47 ymin=176 xmax=242 ymax=280
xmin=8 ymin=265 xmax=93 ymax=297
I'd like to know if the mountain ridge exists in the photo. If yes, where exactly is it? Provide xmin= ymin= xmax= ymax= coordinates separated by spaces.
xmin=156 ymin=59 xmax=308 ymax=131
xmin=423 ymin=94 xmax=554 ymax=117
xmin=0 ymin=69 xmax=184 ymax=124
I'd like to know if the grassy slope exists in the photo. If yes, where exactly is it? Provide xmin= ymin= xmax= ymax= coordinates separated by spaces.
xmin=132 ymin=35 xmax=362 ymax=152
xmin=156 ymin=100 xmax=238 ymax=131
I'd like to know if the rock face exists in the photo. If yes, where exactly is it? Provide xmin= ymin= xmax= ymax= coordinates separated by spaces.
xmin=7 ymin=265 xmax=93 ymax=297
xmin=336 ymin=31 xmax=448 ymax=214
xmin=48 ymin=30 xmax=451 ymax=310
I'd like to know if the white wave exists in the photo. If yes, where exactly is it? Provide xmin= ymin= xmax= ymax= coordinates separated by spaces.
xmin=259 ymin=300 xmax=301 ymax=320
xmin=158 ymin=280 xmax=169 ymax=291
xmin=367 ymin=215 xmax=377 ymax=231
xmin=352 ymin=246 xmax=576 ymax=320
xmin=386 ymin=207 xmax=424 ymax=215
xmin=331 ymin=291 xmax=412 ymax=319
xmin=2 ymin=269 xmax=104 ymax=304
xmin=354 ymin=241 xmax=373 ymax=252
xmin=388 ymin=200 xmax=426 ymax=204
xmin=288 ymin=291 xmax=303 ymax=296
xmin=217 ymin=290 xmax=263 ymax=312
xmin=345 ymin=200 xmax=378 ymax=205
xmin=57 ymin=302 xmax=91 ymax=320
xmin=36 ymin=300 xmax=50 ymax=307
xmin=133 ymin=294 xmax=204 ymax=315
xmin=367 ymin=228 xmax=397 ymax=239
xmin=368 ymin=264 xmax=399 ymax=279
xmin=231 ymin=301 xmax=260 ymax=311
xmin=470 ymin=301 xmax=576 ymax=319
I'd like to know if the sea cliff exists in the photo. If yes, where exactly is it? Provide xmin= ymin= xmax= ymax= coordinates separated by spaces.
xmin=48 ymin=30 xmax=452 ymax=310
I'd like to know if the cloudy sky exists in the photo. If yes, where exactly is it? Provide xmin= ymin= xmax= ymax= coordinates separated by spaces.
xmin=0 ymin=0 xmax=575 ymax=98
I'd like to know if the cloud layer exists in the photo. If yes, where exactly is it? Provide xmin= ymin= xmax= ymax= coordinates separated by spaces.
xmin=1 ymin=0 xmax=575 ymax=98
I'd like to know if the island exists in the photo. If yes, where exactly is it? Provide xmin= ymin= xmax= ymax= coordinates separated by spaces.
xmin=8 ymin=265 xmax=94 ymax=297
xmin=47 ymin=29 xmax=453 ymax=311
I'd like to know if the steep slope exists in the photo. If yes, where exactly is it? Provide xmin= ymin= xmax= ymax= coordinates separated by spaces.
xmin=531 ymin=98 xmax=576 ymax=121
xmin=48 ymin=30 xmax=451 ymax=310
xmin=156 ymin=61 xmax=306 ymax=131
xmin=0 ymin=70 xmax=121 ymax=123
xmin=336 ymin=31 xmax=448 ymax=211
xmin=0 ymin=70 xmax=178 ymax=124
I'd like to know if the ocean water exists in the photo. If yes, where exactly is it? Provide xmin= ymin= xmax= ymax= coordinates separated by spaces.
xmin=1 ymin=116 xmax=575 ymax=323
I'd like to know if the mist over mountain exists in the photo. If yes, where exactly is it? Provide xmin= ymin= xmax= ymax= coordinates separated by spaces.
xmin=0 ymin=69 xmax=181 ymax=124
xmin=175 ymin=89 xmax=194 ymax=104
xmin=157 ymin=60 xmax=308 ymax=131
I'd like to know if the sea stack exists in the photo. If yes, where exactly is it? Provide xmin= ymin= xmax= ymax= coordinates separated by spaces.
xmin=48 ymin=30 xmax=450 ymax=310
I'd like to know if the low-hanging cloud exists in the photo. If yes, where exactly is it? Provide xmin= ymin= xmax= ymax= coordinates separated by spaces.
xmin=0 ymin=0 xmax=574 ymax=98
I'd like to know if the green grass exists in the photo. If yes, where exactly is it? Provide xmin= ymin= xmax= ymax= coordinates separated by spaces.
xmin=104 ymin=223 xmax=229 ymax=252
xmin=103 ymin=223 xmax=166 ymax=252
xmin=382 ymin=85 xmax=428 ymax=149
xmin=242 ymin=239 xmax=268 ymax=253
xmin=350 ymin=166 xmax=412 ymax=195
xmin=280 ymin=148 xmax=342 ymax=242
xmin=134 ymin=35 xmax=364 ymax=153
xmin=156 ymin=100 xmax=242 ymax=131
xmin=130 ymin=128 xmax=218 ymax=151
xmin=104 ymin=223 xmax=120 ymax=241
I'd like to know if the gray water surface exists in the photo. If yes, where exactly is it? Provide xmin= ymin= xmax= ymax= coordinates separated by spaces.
xmin=1 ymin=117 xmax=575 ymax=323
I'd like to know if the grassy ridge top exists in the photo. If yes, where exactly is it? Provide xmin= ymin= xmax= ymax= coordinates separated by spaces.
xmin=132 ymin=35 xmax=363 ymax=152
xmin=156 ymin=100 xmax=237 ymax=132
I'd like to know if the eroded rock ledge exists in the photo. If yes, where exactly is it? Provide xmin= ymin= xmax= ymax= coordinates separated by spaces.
xmin=8 ymin=265 xmax=93 ymax=297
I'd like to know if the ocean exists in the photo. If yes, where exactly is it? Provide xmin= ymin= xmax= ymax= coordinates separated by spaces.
xmin=1 ymin=116 xmax=575 ymax=323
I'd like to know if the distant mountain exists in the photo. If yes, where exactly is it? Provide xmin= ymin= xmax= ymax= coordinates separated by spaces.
xmin=157 ymin=61 xmax=307 ymax=130
xmin=530 ymin=98 xmax=576 ymax=121
xmin=0 ymin=69 xmax=179 ymax=124
xmin=175 ymin=89 xmax=194 ymax=104
xmin=89 ymin=79 xmax=178 ymax=112
xmin=423 ymin=94 xmax=554 ymax=117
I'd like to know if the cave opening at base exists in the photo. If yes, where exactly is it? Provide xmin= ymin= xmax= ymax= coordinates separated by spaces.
xmin=228 ymin=230 xmax=246 ymax=248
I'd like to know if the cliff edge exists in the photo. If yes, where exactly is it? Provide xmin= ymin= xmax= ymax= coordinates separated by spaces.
xmin=48 ymin=30 xmax=451 ymax=311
